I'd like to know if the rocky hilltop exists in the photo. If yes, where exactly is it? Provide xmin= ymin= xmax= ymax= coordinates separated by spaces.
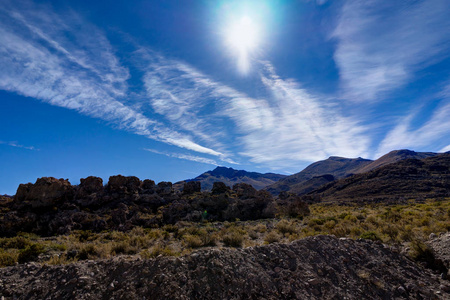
xmin=0 ymin=176 xmax=308 ymax=237
xmin=0 ymin=235 xmax=448 ymax=299
xmin=174 ymin=166 xmax=286 ymax=191
xmin=303 ymin=153 xmax=450 ymax=204
xmin=265 ymin=149 xmax=439 ymax=196
xmin=265 ymin=156 xmax=372 ymax=195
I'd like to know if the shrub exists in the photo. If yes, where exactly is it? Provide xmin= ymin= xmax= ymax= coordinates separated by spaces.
xmin=141 ymin=246 xmax=177 ymax=258
xmin=0 ymin=236 xmax=31 ymax=249
xmin=264 ymin=231 xmax=281 ymax=244
xmin=18 ymin=243 xmax=45 ymax=264
xmin=111 ymin=241 xmax=138 ymax=255
xmin=276 ymin=220 xmax=297 ymax=235
xmin=183 ymin=235 xmax=203 ymax=248
xmin=0 ymin=251 xmax=16 ymax=267
xmin=222 ymin=231 xmax=244 ymax=247
xmin=77 ymin=244 xmax=98 ymax=260
xmin=359 ymin=231 xmax=382 ymax=242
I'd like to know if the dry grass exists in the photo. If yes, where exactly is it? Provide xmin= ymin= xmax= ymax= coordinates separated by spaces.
xmin=0 ymin=198 xmax=448 ymax=266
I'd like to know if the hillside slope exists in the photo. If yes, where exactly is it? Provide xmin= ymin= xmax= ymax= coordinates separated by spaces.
xmin=0 ymin=235 xmax=447 ymax=299
xmin=304 ymin=153 xmax=450 ymax=204
xmin=174 ymin=167 xmax=286 ymax=191
xmin=266 ymin=150 xmax=439 ymax=196
xmin=355 ymin=149 xmax=437 ymax=174
xmin=265 ymin=157 xmax=372 ymax=195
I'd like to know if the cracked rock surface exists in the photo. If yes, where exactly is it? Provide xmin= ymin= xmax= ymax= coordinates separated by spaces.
xmin=0 ymin=235 xmax=449 ymax=299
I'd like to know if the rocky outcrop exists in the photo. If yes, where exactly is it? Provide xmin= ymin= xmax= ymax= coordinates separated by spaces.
xmin=428 ymin=232 xmax=450 ymax=276
xmin=183 ymin=181 xmax=201 ymax=195
xmin=1 ymin=176 xmax=299 ymax=236
xmin=15 ymin=177 xmax=74 ymax=208
xmin=0 ymin=235 xmax=448 ymax=299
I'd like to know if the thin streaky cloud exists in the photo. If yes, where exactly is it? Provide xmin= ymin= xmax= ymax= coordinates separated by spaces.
xmin=143 ymin=148 xmax=218 ymax=165
xmin=333 ymin=0 xmax=450 ymax=102
xmin=0 ymin=141 xmax=38 ymax=151
xmin=141 ymin=55 xmax=371 ymax=168
xmin=440 ymin=145 xmax=450 ymax=153
xmin=0 ymin=1 xmax=222 ymax=158
xmin=376 ymin=98 xmax=450 ymax=157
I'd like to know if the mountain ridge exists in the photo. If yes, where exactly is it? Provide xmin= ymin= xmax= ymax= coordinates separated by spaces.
xmin=173 ymin=166 xmax=287 ymax=191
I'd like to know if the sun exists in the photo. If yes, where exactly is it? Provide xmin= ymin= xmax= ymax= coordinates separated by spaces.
xmin=225 ymin=16 xmax=261 ymax=74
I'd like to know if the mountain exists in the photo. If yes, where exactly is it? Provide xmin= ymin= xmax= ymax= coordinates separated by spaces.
xmin=265 ymin=149 xmax=439 ymax=196
xmin=173 ymin=167 xmax=286 ymax=191
xmin=354 ymin=149 xmax=437 ymax=174
xmin=265 ymin=156 xmax=373 ymax=195
xmin=303 ymin=153 xmax=450 ymax=204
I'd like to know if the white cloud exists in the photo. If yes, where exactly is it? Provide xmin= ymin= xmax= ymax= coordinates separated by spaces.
xmin=143 ymin=148 xmax=218 ymax=165
xmin=332 ymin=0 xmax=450 ymax=102
xmin=0 ymin=1 xmax=221 ymax=157
xmin=377 ymin=98 xmax=450 ymax=157
xmin=440 ymin=145 xmax=450 ymax=153
xmin=141 ymin=56 xmax=371 ymax=169
xmin=0 ymin=141 xmax=37 ymax=151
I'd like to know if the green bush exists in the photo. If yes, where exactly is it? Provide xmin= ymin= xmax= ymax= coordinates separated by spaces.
xmin=222 ymin=231 xmax=244 ymax=247
xmin=276 ymin=220 xmax=297 ymax=235
xmin=0 ymin=251 xmax=17 ymax=267
xmin=264 ymin=231 xmax=281 ymax=244
xmin=18 ymin=244 xmax=45 ymax=264
xmin=359 ymin=231 xmax=381 ymax=242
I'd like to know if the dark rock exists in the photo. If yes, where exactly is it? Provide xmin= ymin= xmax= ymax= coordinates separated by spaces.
xmin=156 ymin=182 xmax=173 ymax=196
xmin=233 ymin=183 xmax=256 ymax=199
xmin=107 ymin=175 xmax=141 ymax=194
xmin=183 ymin=181 xmax=201 ymax=195
xmin=15 ymin=177 xmax=74 ymax=208
xmin=141 ymin=179 xmax=156 ymax=193
xmin=0 ymin=236 xmax=447 ymax=299
xmin=74 ymin=176 xmax=104 ymax=207
xmin=212 ymin=182 xmax=229 ymax=194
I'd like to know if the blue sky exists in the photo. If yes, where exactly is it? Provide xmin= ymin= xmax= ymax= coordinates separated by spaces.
xmin=1 ymin=0 xmax=450 ymax=195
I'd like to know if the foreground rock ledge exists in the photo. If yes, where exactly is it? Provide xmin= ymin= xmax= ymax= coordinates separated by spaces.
xmin=0 ymin=235 xmax=448 ymax=300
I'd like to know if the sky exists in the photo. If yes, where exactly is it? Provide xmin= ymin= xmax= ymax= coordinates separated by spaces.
xmin=1 ymin=0 xmax=450 ymax=195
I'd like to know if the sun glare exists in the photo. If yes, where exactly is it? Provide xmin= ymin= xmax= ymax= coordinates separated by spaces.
xmin=225 ymin=16 xmax=260 ymax=73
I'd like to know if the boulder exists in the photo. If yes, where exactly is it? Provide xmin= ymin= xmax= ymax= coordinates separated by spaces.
xmin=156 ymin=182 xmax=173 ymax=196
xmin=14 ymin=177 xmax=74 ymax=208
xmin=107 ymin=175 xmax=141 ymax=194
xmin=183 ymin=181 xmax=201 ymax=195
xmin=233 ymin=183 xmax=256 ymax=199
xmin=141 ymin=179 xmax=156 ymax=194
xmin=74 ymin=177 xmax=104 ymax=207
xmin=211 ymin=182 xmax=229 ymax=194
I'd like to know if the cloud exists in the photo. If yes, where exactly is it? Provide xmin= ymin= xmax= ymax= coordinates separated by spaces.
xmin=141 ymin=55 xmax=371 ymax=168
xmin=376 ymin=97 xmax=450 ymax=157
xmin=0 ymin=0 xmax=373 ymax=170
xmin=0 ymin=0 xmax=221 ymax=157
xmin=143 ymin=148 xmax=218 ymax=165
xmin=0 ymin=141 xmax=38 ymax=151
xmin=440 ymin=145 xmax=450 ymax=153
xmin=332 ymin=0 xmax=450 ymax=102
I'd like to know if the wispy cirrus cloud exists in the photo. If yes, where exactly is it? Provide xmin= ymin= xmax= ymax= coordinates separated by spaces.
xmin=376 ymin=96 xmax=450 ymax=157
xmin=141 ymin=55 xmax=370 ymax=168
xmin=0 ymin=0 xmax=222 ymax=158
xmin=143 ymin=148 xmax=218 ymax=165
xmin=332 ymin=0 xmax=450 ymax=102
xmin=0 ymin=141 xmax=38 ymax=151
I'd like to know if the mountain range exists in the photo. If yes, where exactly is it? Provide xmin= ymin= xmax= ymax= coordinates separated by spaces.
xmin=173 ymin=167 xmax=287 ymax=191
xmin=177 ymin=150 xmax=442 ymax=197
xmin=303 ymin=152 xmax=450 ymax=204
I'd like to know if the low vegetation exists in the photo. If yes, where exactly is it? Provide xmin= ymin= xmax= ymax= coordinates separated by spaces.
xmin=0 ymin=198 xmax=448 ymax=267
